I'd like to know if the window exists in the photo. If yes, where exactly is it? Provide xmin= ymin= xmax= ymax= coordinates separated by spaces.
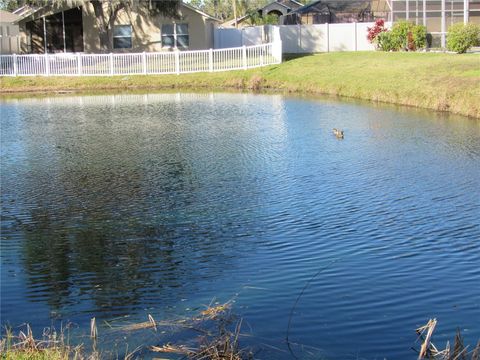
xmin=113 ymin=25 xmax=132 ymax=49
xmin=161 ymin=23 xmax=189 ymax=49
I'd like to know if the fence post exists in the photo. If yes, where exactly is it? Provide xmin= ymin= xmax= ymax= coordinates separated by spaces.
xmin=13 ymin=53 xmax=17 ymax=76
xmin=272 ymin=27 xmax=282 ymax=63
xmin=354 ymin=22 xmax=358 ymax=51
xmin=242 ymin=45 xmax=247 ymax=70
xmin=326 ymin=23 xmax=330 ymax=53
xmin=208 ymin=48 xmax=213 ymax=72
xmin=463 ymin=0 xmax=469 ymax=24
xmin=175 ymin=49 xmax=180 ymax=75
xmin=297 ymin=24 xmax=301 ymax=53
xmin=45 ymin=53 xmax=50 ymax=76
xmin=142 ymin=51 xmax=147 ymax=75
xmin=77 ymin=53 xmax=82 ymax=75
xmin=441 ymin=0 xmax=446 ymax=48
xmin=109 ymin=53 xmax=114 ymax=75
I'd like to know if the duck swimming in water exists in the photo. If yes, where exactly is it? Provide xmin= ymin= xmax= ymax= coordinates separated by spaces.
xmin=333 ymin=128 xmax=344 ymax=139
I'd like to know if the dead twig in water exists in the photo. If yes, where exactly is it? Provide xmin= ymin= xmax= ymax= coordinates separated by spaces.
xmin=120 ymin=318 xmax=187 ymax=331
xmin=90 ymin=317 xmax=97 ymax=340
xmin=148 ymin=314 xmax=157 ymax=332
xmin=199 ymin=302 xmax=232 ymax=320
xmin=416 ymin=319 xmax=480 ymax=360
xmin=417 ymin=318 xmax=438 ymax=359
xmin=150 ymin=343 xmax=194 ymax=355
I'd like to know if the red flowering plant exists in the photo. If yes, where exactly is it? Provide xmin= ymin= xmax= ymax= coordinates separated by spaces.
xmin=367 ymin=19 xmax=387 ymax=46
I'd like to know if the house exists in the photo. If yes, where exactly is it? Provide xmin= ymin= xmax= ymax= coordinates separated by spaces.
xmin=260 ymin=0 xmax=304 ymax=18
xmin=0 ymin=10 xmax=20 ymax=54
xmin=15 ymin=1 xmax=220 ymax=54
xmin=283 ymin=0 xmax=390 ymax=24
xmin=221 ymin=0 xmax=304 ymax=28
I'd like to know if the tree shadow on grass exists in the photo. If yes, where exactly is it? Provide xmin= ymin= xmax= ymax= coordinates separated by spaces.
xmin=283 ymin=53 xmax=319 ymax=62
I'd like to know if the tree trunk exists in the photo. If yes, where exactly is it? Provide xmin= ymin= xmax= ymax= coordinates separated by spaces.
xmin=90 ymin=0 xmax=110 ymax=52
xmin=91 ymin=0 xmax=125 ymax=52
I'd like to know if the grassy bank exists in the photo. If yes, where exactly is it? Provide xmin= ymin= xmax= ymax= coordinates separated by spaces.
xmin=1 ymin=52 xmax=479 ymax=118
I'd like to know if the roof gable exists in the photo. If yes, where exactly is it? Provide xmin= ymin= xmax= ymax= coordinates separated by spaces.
xmin=292 ymin=0 xmax=371 ymax=14
xmin=0 ymin=10 xmax=21 ymax=23
xmin=263 ymin=0 xmax=303 ymax=11
xmin=181 ymin=2 xmax=221 ymax=21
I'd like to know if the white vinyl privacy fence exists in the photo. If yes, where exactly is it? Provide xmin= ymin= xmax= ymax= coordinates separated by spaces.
xmin=276 ymin=22 xmax=392 ymax=53
xmin=214 ymin=26 xmax=266 ymax=48
xmin=0 ymin=42 xmax=281 ymax=77
xmin=215 ymin=22 xmax=392 ymax=53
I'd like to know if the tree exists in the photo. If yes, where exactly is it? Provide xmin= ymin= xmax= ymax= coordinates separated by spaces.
xmin=88 ymin=0 xmax=180 ymax=51
xmin=244 ymin=10 xmax=279 ymax=26
xmin=0 ymin=0 xmax=20 ymax=11
xmin=188 ymin=0 xmax=271 ymax=22
xmin=2 ymin=0 xmax=180 ymax=51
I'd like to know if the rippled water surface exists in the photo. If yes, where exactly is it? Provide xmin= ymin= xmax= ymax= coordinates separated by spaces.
xmin=1 ymin=93 xmax=479 ymax=359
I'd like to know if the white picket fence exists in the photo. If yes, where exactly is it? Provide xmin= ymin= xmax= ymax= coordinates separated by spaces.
xmin=0 ymin=42 xmax=281 ymax=77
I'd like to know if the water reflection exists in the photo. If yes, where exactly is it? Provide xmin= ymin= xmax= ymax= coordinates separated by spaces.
xmin=1 ymin=93 xmax=288 ymax=321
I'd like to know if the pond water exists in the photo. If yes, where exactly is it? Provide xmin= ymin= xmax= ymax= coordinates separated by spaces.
xmin=1 ymin=93 xmax=479 ymax=359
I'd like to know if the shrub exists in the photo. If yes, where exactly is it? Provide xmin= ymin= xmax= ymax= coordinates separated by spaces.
xmin=246 ymin=11 xmax=279 ymax=25
xmin=390 ymin=21 xmax=411 ymax=50
xmin=412 ymin=24 xmax=427 ymax=49
xmin=367 ymin=19 xmax=388 ymax=44
xmin=447 ymin=23 xmax=480 ymax=53
xmin=376 ymin=31 xmax=399 ymax=51
xmin=377 ymin=21 xmax=427 ymax=51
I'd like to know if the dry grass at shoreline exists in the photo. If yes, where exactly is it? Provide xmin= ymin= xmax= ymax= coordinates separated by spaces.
xmin=2 ymin=311 xmax=479 ymax=359
xmin=1 ymin=301 xmax=250 ymax=360
xmin=0 ymin=324 xmax=99 ymax=360
xmin=1 ymin=52 xmax=479 ymax=118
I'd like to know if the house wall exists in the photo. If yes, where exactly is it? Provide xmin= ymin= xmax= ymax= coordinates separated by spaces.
xmin=17 ymin=3 xmax=81 ymax=53
xmin=0 ymin=10 xmax=20 ymax=54
xmin=17 ymin=2 xmax=217 ymax=54
xmin=82 ymin=2 xmax=216 ymax=53
xmin=1 ymin=21 xmax=20 ymax=54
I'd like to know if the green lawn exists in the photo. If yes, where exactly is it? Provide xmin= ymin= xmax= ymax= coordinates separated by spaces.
xmin=1 ymin=52 xmax=479 ymax=118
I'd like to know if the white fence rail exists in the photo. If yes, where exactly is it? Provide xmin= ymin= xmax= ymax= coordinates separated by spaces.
xmin=0 ymin=42 xmax=281 ymax=77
